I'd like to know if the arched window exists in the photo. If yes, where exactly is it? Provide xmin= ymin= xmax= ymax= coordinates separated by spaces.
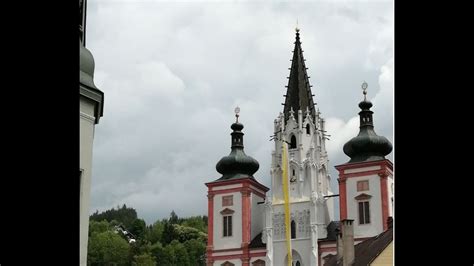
xmin=252 ymin=259 xmax=265 ymax=266
xmin=290 ymin=135 xmax=297 ymax=149
xmin=285 ymin=250 xmax=303 ymax=266
xmin=290 ymin=168 xmax=296 ymax=183
xmin=306 ymin=124 xmax=310 ymax=135
xmin=291 ymin=220 xmax=296 ymax=239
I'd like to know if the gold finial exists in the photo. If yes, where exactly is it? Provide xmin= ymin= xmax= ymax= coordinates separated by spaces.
xmin=234 ymin=106 xmax=240 ymax=123
xmin=361 ymin=81 xmax=368 ymax=101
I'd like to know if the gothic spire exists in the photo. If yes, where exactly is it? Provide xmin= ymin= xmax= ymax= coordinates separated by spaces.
xmin=283 ymin=28 xmax=317 ymax=123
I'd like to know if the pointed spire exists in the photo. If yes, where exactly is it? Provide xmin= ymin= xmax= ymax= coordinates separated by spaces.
xmin=283 ymin=27 xmax=317 ymax=124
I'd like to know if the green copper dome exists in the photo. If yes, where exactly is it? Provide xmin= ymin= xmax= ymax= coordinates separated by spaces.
xmin=215 ymin=120 xmax=259 ymax=180
xmin=343 ymin=99 xmax=392 ymax=163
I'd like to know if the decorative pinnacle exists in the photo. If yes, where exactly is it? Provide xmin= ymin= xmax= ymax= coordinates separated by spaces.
xmin=234 ymin=106 xmax=240 ymax=123
xmin=295 ymin=19 xmax=300 ymax=32
xmin=361 ymin=81 xmax=368 ymax=101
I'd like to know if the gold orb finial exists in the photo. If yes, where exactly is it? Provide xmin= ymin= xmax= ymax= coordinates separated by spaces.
xmin=361 ymin=81 xmax=368 ymax=100
xmin=234 ymin=106 xmax=240 ymax=123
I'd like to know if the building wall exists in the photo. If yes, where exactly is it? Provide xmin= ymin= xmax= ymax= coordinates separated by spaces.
xmin=346 ymin=174 xmax=383 ymax=238
xmin=387 ymin=176 xmax=394 ymax=217
xmin=370 ymin=241 xmax=393 ymax=266
xmin=272 ymin=201 xmax=318 ymax=240
xmin=251 ymin=193 xmax=264 ymax=241
xmin=80 ymin=97 xmax=97 ymax=266
xmin=326 ymin=192 xmax=335 ymax=222
xmin=214 ymin=192 xmax=243 ymax=250
xmin=271 ymin=201 xmax=313 ymax=266
xmin=273 ymin=239 xmax=310 ymax=266
xmin=212 ymin=258 xmax=241 ymax=266
xmin=319 ymin=241 xmax=337 ymax=266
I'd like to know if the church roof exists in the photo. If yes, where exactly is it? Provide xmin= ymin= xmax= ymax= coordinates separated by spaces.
xmin=249 ymin=232 xmax=265 ymax=249
xmin=324 ymin=222 xmax=393 ymax=266
xmin=283 ymin=28 xmax=317 ymax=123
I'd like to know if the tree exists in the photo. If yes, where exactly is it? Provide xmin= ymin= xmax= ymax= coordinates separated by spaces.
xmin=132 ymin=252 xmax=156 ymax=266
xmin=171 ymin=240 xmax=191 ymax=266
xmin=184 ymin=238 xmax=206 ymax=266
xmin=88 ymin=220 xmax=110 ymax=236
xmin=129 ymin=239 xmax=153 ymax=263
xmin=181 ymin=216 xmax=207 ymax=233
xmin=130 ymin=218 xmax=147 ymax=239
xmin=90 ymin=205 xmax=138 ymax=228
xmin=146 ymin=221 xmax=164 ymax=244
xmin=161 ymin=221 xmax=177 ymax=245
xmin=165 ymin=240 xmax=191 ymax=266
xmin=88 ymin=231 xmax=130 ymax=266
xmin=161 ymin=242 xmax=176 ymax=265
xmin=174 ymin=224 xmax=207 ymax=243
xmin=169 ymin=210 xmax=179 ymax=225
xmin=150 ymin=242 xmax=165 ymax=265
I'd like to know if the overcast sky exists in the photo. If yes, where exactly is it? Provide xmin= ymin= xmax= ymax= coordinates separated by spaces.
xmin=86 ymin=0 xmax=393 ymax=225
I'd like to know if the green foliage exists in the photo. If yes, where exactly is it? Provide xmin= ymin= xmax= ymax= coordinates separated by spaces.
xmin=161 ymin=221 xmax=178 ymax=245
xmin=87 ymin=231 xmax=131 ymax=266
xmin=88 ymin=207 xmax=208 ymax=266
xmin=88 ymin=220 xmax=110 ymax=236
xmin=129 ymin=239 xmax=153 ymax=263
xmin=181 ymin=216 xmax=207 ymax=233
xmin=174 ymin=224 xmax=207 ymax=243
xmin=130 ymin=218 xmax=147 ymax=239
xmin=150 ymin=242 xmax=165 ymax=265
xmin=109 ymin=219 xmax=120 ymax=227
xmin=184 ymin=238 xmax=206 ymax=266
xmin=90 ymin=204 xmax=138 ymax=229
xmin=169 ymin=210 xmax=179 ymax=224
xmin=132 ymin=252 xmax=156 ymax=266
xmin=145 ymin=221 xmax=164 ymax=244
xmin=163 ymin=240 xmax=191 ymax=266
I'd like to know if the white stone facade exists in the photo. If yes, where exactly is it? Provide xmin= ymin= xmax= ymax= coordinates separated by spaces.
xmin=264 ymin=108 xmax=334 ymax=266
xmin=80 ymin=97 xmax=98 ymax=266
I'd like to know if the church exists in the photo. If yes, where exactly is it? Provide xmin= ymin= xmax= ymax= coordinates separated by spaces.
xmin=205 ymin=28 xmax=393 ymax=266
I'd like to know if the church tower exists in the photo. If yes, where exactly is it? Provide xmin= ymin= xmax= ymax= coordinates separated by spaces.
xmin=264 ymin=28 xmax=334 ymax=266
xmin=80 ymin=0 xmax=104 ymax=265
xmin=206 ymin=109 xmax=269 ymax=266
xmin=335 ymin=83 xmax=393 ymax=239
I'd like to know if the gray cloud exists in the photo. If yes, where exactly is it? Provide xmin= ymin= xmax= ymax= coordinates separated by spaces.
xmin=87 ymin=0 xmax=393 ymax=224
